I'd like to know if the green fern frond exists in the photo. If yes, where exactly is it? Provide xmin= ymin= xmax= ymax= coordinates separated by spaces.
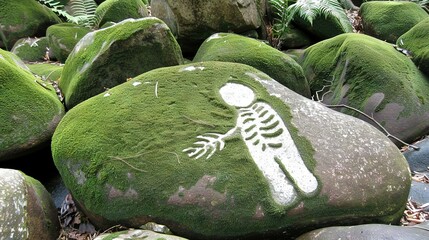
xmin=287 ymin=0 xmax=351 ymax=31
xmin=70 ymin=0 xmax=98 ymax=28
xmin=37 ymin=0 xmax=81 ymax=25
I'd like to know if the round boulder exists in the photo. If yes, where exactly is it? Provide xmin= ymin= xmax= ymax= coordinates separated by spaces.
xmin=359 ymin=1 xmax=428 ymax=43
xmin=46 ymin=23 xmax=91 ymax=63
xmin=52 ymin=61 xmax=410 ymax=239
xmin=300 ymin=33 xmax=429 ymax=146
xmin=0 ymin=50 xmax=64 ymax=161
xmin=397 ymin=18 xmax=429 ymax=77
xmin=193 ymin=32 xmax=311 ymax=97
xmin=59 ymin=17 xmax=183 ymax=109
xmin=0 ymin=168 xmax=60 ymax=239
xmin=0 ymin=0 xmax=61 ymax=50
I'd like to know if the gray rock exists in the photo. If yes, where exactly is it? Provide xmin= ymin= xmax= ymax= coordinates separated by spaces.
xmin=150 ymin=0 xmax=266 ymax=56
xmin=409 ymin=180 xmax=429 ymax=205
xmin=297 ymin=223 xmax=429 ymax=240
xmin=403 ymin=138 xmax=429 ymax=173
xmin=52 ymin=61 xmax=410 ymax=239
xmin=0 ymin=168 xmax=60 ymax=239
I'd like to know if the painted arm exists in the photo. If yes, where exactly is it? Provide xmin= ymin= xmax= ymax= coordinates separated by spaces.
xmin=183 ymin=127 xmax=239 ymax=159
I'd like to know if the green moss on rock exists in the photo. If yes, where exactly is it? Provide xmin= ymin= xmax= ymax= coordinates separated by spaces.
xmin=0 ymin=0 xmax=61 ymax=50
xmin=193 ymin=33 xmax=311 ymax=97
xmin=359 ymin=1 xmax=429 ymax=43
xmin=11 ymin=37 xmax=50 ymax=62
xmin=59 ymin=17 xmax=183 ymax=109
xmin=300 ymin=33 xmax=429 ymax=145
xmin=95 ymin=0 xmax=149 ymax=27
xmin=52 ymin=61 xmax=409 ymax=239
xmin=46 ymin=23 xmax=91 ymax=63
xmin=397 ymin=18 xmax=429 ymax=77
xmin=27 ymin=62 xmax=63 ymax=82
xmin=0 ymin=49 xmax=64 ymax=161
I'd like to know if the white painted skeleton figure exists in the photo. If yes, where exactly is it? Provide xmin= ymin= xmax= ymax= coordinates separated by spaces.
xmin=183 ymin=83 xmax=318 ymax=206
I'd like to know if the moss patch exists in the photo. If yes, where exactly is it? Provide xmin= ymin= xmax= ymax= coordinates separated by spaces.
xmin=0 ymin=49 xmax=64 ymax=160
xmin=59 ymin=17 xmax=183 ymax=109
xmin=0 ymin=0 xmax=61 ymax=49
xmin=11 ymin=37 xmax=49 ymax=62
xmin=193 ymin=33 xmax=311 ymax=97
xmin=46 ymin=23 xmax=91 ymax=63
xmin=397 ymin=18 xmax=429 ymax=77
xmin=27 ymin=62 xmax=63 ymax=82
xmin=359 ymin=1 xmax=429 ymax=43
xmin=95 ymin=0 xmax=149 ymax=27
xmin=300 ymin=33 xmax=429 ymax=144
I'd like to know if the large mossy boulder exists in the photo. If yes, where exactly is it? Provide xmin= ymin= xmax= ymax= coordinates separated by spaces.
xmin=300 ymin=33 xmax=429 ymax=146
xmin=0 ymin=49 xmax=65 ymax=161
xmin=359 ymin=1 xmax=428 ymax=43
xmin=11 ymin=37 xmax=50 ymax=62
xmin=193 ymin=33 xmax=311 ymax=97
xmin=0 ymin=168 xmax=60 ymax=239
xmin=95 ymin=0 xmax=149 ymax=27
xmin=59 ymin=17 xmax=183 ymax=109
xmin=397 ymin=18 xmax=429 ymax=77
xmin=46 ymin=23 xmax=91 ymax=63
xmin=0 ymin=0 xmax=61 ymax=50
xmin=52 ymin=61 xmax=410 ymax=239
xmin=150 ymin=0 xmax=266 ymax=56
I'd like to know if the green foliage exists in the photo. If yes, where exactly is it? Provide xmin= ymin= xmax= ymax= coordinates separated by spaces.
xmin=37 ymin=0 xmax=100 ymax=29
xmin=69 ymin=0 xmax=98 ymax=28
xmin=37 ymin=0 xmax=76 ymax=23
xmin=268 ymin=0 xmax=350 ymax=47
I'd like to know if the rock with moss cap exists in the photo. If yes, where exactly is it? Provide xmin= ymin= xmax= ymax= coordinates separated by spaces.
xmin=59 ymin=17 xmax=183 ymax=109
xmin=0 ymin=50 xmax=64 ymax=161
xmin=52 ymin=61 xmax=410 ymax=239
xmin=0 ymin=168 xmax=60 ymax=239
xmin=46 ymin=23 xmax=91 ymax=63
xmin=397 ymin=18 xmax=429 ymax=77
xmin=193 ymin=33 xmax=310 ymax=97
xmin=95 ymin=0 xmax=149 ymax=27
xmin=150 ymin=0 xmax=266 ymax=56
xmin=0 ymin=0 xmax=61 ymax=50
xmin=300 ymin=33 xmax=429 ymax=146
xmin=359 ymin=1 xmax=429 ymax=43
xmin=11 ymin=37 xmax=50 ymax=62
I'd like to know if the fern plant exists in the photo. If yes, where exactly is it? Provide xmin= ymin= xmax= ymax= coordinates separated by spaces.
xmin=268 ymin=0 xmax=351 ymax=48
xmin=37 ymin=0 xmax=100 ymax=29
xmin=37 ymin=0 xmax=78 ymax=24
xmin=69 ymin=0 xmax=98 ymax=28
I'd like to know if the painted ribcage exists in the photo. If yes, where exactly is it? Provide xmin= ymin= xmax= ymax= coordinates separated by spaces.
xmin=238 ymin=102 xmax=285 ymax=152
